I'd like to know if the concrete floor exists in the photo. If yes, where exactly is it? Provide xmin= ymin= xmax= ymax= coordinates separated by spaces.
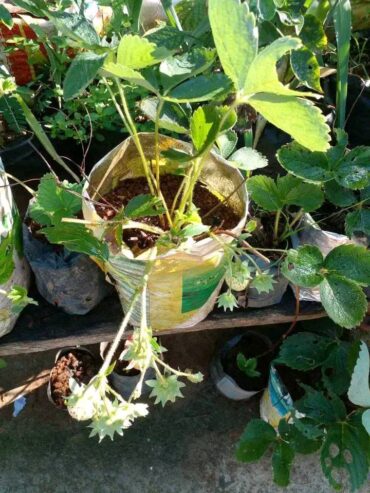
xmin=0 ymin=327 xmax=367 ymax=493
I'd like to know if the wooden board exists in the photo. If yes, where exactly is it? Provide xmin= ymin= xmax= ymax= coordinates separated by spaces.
xmin=0 ymin=291 xmax=327 ymax=357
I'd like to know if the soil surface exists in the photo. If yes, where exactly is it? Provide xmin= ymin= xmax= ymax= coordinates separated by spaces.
xmin=95 ymin=175 xmax=240 ymax=251
xmin=222 ymin=334 xmax=273 ymax=391
xmin=248 ymin=209 xmax=288 ymax=258
xmin=49 ymin=350 xmax=97 ymax=408
xmin=312 ymin=205 xmax=346 ymax=235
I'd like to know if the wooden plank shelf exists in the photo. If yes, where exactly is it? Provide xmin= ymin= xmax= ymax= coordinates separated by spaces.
xmin=0 ymin=290 xmax=327 ymax=357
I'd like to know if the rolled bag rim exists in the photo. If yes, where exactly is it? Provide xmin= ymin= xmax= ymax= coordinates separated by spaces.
xmin=82 ymin=133 xmax=248 ymax=330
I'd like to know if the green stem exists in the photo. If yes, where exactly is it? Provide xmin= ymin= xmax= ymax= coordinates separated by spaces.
xmin=273 ymin=209 xmax=282 ymax=245
xmin=155 ymin=99 xmax=164 ymax=193
xmin=99 ymin=288 xmax=142 ymax=375
xmin=115 ymin=79 xmax=157 ymax=196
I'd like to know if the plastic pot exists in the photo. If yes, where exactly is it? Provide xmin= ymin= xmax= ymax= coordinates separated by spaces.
xmin=47 ymin=346 xmax=97 ymax=410
xmin=23 ymin=221 xmax=111 ymax=315
xmin=241 ymin=255 xmax=288 ymax=308
xmin=210 ymin=331 xmax=272 ymax=401
xmin=83 ymin=133 xmax=248 ymax=331
xmin=0 ymin=158 xmax=30 ymax=338
xmin=100 ymin=341 xmax=154 ymax=400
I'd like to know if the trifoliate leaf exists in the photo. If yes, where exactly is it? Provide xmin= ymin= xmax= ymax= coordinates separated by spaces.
xmin=282 ymin=246 xmax=324 ymax=288
xmin=146 ymin=375 xmax=185 ymax=407
xmin=251 ymin=273 xmax=276 ymax=294
xmin=348 ymin=341 xmax=370 ymax=408
xmin=324 ymin=244 xmax=370 ymax=286
xmin=236 ymin=419 xmax=276 ymax=462
xmin=319 ymin=274 xmax=367 ymax=329
xmin=29 ymin=174 xmax=83 ymax=226
xmin=217 ymin=290 xmax=238 ymax=311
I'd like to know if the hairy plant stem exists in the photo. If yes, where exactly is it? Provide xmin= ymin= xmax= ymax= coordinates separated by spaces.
xmin=99 ymin=286 xmax=143 ymax=375
xmin=5 ymin=173 xmax=35 ymax=196
xmin=154 ymin=99 xmax=164 ymax=194
xmin=273 ymin=209 xmax=282 ymax=245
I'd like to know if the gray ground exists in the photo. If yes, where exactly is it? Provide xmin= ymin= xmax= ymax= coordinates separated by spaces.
xmin=0 ymin=326 xmax=367 ymax=493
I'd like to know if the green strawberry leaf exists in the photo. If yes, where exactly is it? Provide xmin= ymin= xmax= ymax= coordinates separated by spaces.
xmin=125 ymin=194 xmax=166 ymax=219
xmin=248 ymin=93 xmax=330 ymax=152
xmin=319 ymin=274 xmax=367 ymax=329
xmin=117 ymin=34 xmax=170 ymax=70
xmin=236 ymin=419 xmax=276 ymax=462
xmin=229 ymin=147 xmax=268 ymax=171
xmin=299 ymin=14 xmax=327 ymax=52
xmin=324 ymin=244 xmax=370 ymax=286
xmin=335 ymin=147 xmax=370 ymax=190
xmin=345 ymin=209 xmax=370 ymax=238
xmin=272 ymin=440 xmax=295 ymax=487
xmin=41 ymin=223 xmax=109 ymax=262
xmin=208 ymin=0 xmax=258 ymax=91
xmin=348 ymin=341 xmax=370 ymax=408
xmin=276 ymin=332 xmax=334 ymax=371
xmin=139 ymin=98 xmax=189 ymax=134
xmin=247 ymin=175 xmax=282 ymax=211
xmin=321 ymin=422 xmax=369 ymax=491
xmin=291 ymin=47 xmax=322 ymax=92
xmin=282 ymin=246 xmax=324 ymax=287
xmin=277 ymin=142 xmax=331 ymax=183
xmin=324 ymin=180 xmax=357 ymax=207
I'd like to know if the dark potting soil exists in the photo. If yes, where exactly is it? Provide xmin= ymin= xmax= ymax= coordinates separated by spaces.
xmin=95 ymin=175 xmax=240 ymax=251
xmin=221 ymin=334 xmax=273 ymax=391
xmin=50 ymin=351 xmax=97 ymax=409
xmin=312 ymin=205 xmax=346 ymax=235
xmin=248 ymin=209 xmax=288 ymax=258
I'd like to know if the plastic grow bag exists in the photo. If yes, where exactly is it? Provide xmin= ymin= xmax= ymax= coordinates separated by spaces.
xmin=83 ymin=133 xmax=248 ymax=331
xmin=0 ymin=158 xmax=30 ymax=338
